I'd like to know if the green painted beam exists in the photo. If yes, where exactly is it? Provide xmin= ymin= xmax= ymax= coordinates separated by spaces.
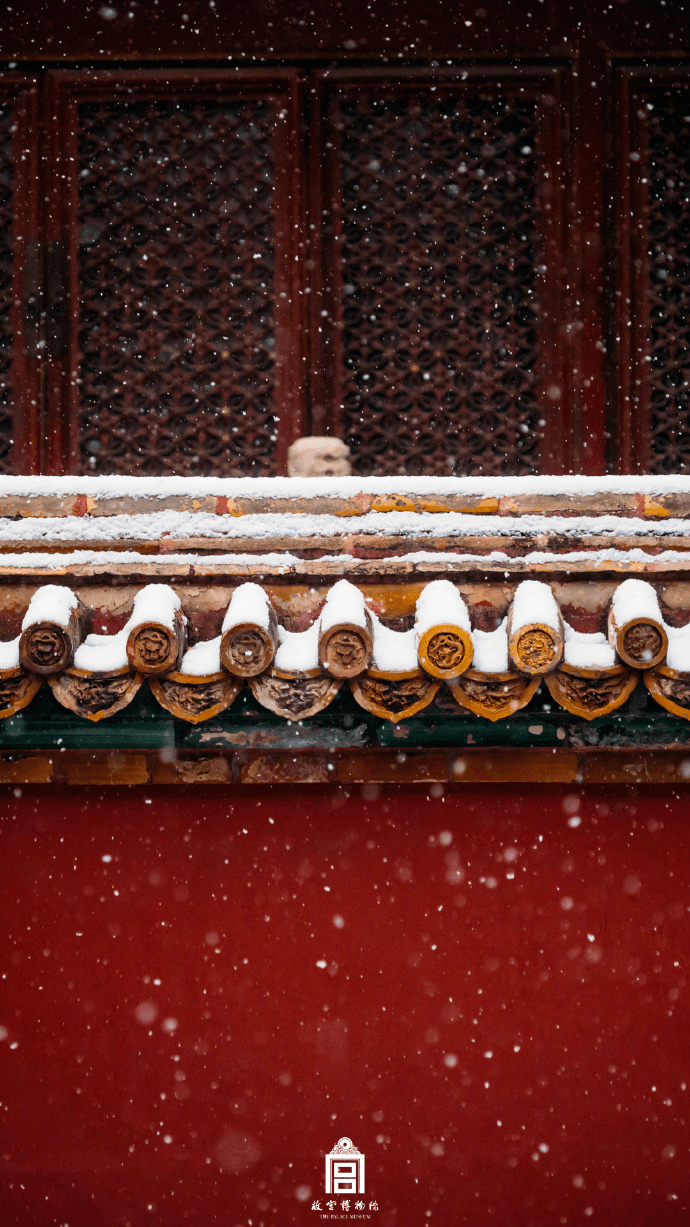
xmin=0 ymin=679 xmax=688 ymax=753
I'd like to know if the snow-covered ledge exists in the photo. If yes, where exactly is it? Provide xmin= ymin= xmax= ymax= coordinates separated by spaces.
xmin=0 ymin=573 xmax=686 ymax=728
xmin=0 ymin=474 xmax=689 ymax=580
xmin=0 ymin=476 xmax=688 ymax=780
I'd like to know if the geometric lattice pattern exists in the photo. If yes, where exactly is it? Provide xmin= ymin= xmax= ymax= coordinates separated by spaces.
xmin=337 ymin=91 xmax=542 ymax=476
xmin=646 ymin=88 xmax=690 ymax=473
xmin=0 ymin=102 xmax=15 ymax=473
xmin=76 ymin=99 xmax=277 ymax=476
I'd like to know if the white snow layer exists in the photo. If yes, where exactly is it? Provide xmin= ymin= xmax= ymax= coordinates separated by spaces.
xmin=6 ymin=472 xmax=690 ymax=500
xmin=21 ymin=585 xmax=78 ymax=629
xmin=73 ymin=583 xmax=181 ymax=672
xmin=275 ymin=620 xmax=321 ymax=672
xmin=221 ymin=582 xmax=271 ymax=631
xmin=74 ymin=629 xmax=129 ymax=673
xmin=564 ymin=625 xmax=616 ymax=670
xmin=610 ymin=577 xmax=663 ymax=624
xmin=179 ymin=635 xmax=222 ymax=676
xmin=510 ymin=580 xmax=561 ymax=632
xmin=472 ymin=619 xmax=510 ymax=673
xmin=319 ymin=579 xmax=369 ymax=632
xmin=129 ymin=583 xmax=181 ymax=631
xmin=665 ymin=624 xmax=690 ymax=672
xmin=3 ymin=545 xmax=690 ymax=576
xmin=6 ymin=509 xmax=690 ymax=545
xmin=371 ymin=614 xmax=418 ymax=672
xmin=415 ymin=579 xmax=471 ymax=637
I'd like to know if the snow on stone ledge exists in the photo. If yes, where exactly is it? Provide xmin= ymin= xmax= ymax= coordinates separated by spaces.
xmin=664 ymin=624 xmax=690 ymax=672
xmin=74 ymin=629 xmax=129 ymax=673
xmin=221 ymin=583 xmax=271 ymax=632
xmin=371 ymin=614 xmax=418 ymax=673
xmin=415 ymin=579 xmax=470 ymax=637
xmin=319 ymin=579 xmax=369 ymax=632
xmin=21 ymin=585 xmax=78 ymax=629
xmin=510 ymin=580 xmax=561 ymax=632
xmin=564 ymin=626 xmax=616 ymax=670
xmin=6 ymin=472 xmax=690 ymax=500
xmin=8 ymin=510 xmax=690 ymax=546
xmin=274 ymin=621 xmax=320 ymax=673
xmin=472 ymin=620 xmax=509 ymax=673
xmin=179 ymin=636 xmax=222 ymax=676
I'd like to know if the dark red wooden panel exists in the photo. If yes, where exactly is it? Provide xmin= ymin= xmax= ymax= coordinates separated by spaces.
xmin=310 ymin=68 xmax=570 ymax=476
xmin=2 ymin=0 xmax=690 ymax=77
xmin=44 ymin=69 xmax=306 ymax=477
xmin=1 ymin=783 xmax=689 ymax=1225
xmin=0 ymin=74 xmax=41 ymax=474
xmin=615 ymin=65 xmax=690 ymax=474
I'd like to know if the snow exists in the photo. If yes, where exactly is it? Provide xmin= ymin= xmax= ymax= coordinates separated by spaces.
xmin=6 ymin=472 xmax=690 ymax=500
xmin=564 ymin=625 xmax=616 ymax=670
xmin=472 ymin=620 xmax=510 ymax=673
xmin=73 ymin=583 xmax=182 ymax=672
xmin=371 ymin=614 xmax=418 ymax=672
xmin=610 ymin=577 xmax=663 ymax=624
xmin=510 ymin=580 xmax=561 ymax=632
xmin=6 ymin=509 xmax=690 ymax=545
xmin=319 ymin=579 xmax=369 ymax=632
xmin=0 ymin=549 xmax=304 ymax=573
xmin=21 ymin=585 xmax=78 ymax=629
xmin=221 ymin=582 xmax=271 ymax=632
xmin=274 ymin=620 xmax=320 ymax=672
xmin=0 ymin=636 xmax=20 ymax=670
xmin=128 ymin=583 xmax=181 ymax=631
xmin=3 ymin=545 xmax=690 ymax=577
xmin=415 ymin=579 xmax=471 ymax=637
xmin=665 ymin=625 xmax=690 ymax=672
xmin=74 ymin=629 xmax=129 ymax=673
xmin=179 ymin=635 xmax=222 ymax=676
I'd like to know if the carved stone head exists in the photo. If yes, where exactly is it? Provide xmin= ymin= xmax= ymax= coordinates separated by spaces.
xmin=287 ymin=436 xmax=351 ymax=478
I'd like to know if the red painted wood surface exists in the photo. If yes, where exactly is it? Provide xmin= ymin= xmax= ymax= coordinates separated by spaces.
xmin=44 ymin=68 xmax=307 ymax=478
xmin=309 ymin=66 xmax=570 ymax=477
xmin=0 ymin=73 xmax=41 ymax=475
xmin=1 ymin=0 xmax=689 ymax=477
xmin=0 ymin=783 xmax=689 ymax=1226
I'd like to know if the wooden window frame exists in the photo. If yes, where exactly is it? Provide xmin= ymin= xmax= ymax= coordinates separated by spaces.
xmin=308 ymin=64 xmax=571 ymax=474
xmin=615 ymin=62 xmax=690 ymax=474
xmin=43 ymin=67 xmax=307 ymax=476
xmin=0 ymin=73 xmax=41 ymax=473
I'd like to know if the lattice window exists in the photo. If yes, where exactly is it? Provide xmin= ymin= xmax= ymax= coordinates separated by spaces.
xmin=0 ymin=102 xmax=15 ymax=472
xmin=617 ymin=71 xmax=690 ymax=473
xmin=75 ymin=97 xmax=278 ymax=476
xmin=645 ymin=88 xmax=690 ymax=472
xmin=313 ymin=79 xmax=564 ymax=477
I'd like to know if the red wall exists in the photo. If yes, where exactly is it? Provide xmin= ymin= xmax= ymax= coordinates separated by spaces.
xmin=0 ymin=783 xmax=689 ymax=1226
